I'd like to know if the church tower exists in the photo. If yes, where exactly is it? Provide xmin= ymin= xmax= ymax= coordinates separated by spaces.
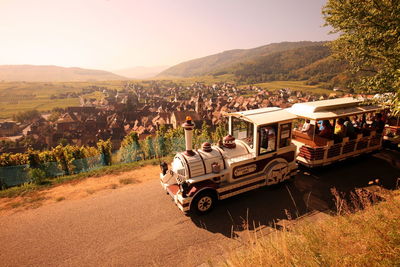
xmin=195 ymin=92 xmax=204 ymax=113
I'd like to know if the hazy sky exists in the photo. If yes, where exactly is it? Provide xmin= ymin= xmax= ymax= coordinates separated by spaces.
xmin=0 ymin=0 xmax=335 ymax=71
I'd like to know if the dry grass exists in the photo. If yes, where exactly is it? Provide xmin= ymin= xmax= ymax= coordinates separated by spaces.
xmin=0 ymin=164 xmax=161 ymax=215
xmin=6 ymin=195 xmax=47 ymax=210
xmin=108 ymin=183 xmax=118 ymax=189
xmin=0 ymin=156 xmax=171 ymax=199
xmin=224 ymin=189 xmax=400 ymax=267
xmin=55 ymin=196 xmax=65 ymax=202
xmin=119 ymin=178 xmax=135 ymax=185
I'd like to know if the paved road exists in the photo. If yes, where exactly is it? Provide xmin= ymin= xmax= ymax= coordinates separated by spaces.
xmin=0 ymin=151 xmax=399 ymax=267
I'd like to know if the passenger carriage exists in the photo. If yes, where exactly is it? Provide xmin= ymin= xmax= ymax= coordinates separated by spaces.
xmin=286 ymin=97 xmax=383 ymax=168
xmin=160 ymin=108 xmax=298 ymax=214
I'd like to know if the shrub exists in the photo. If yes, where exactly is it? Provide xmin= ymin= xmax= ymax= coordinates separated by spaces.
xmin=28 ymin=168 xmax=46 ymax=185
xmin=97 ymin=139 xmax=112 ymax=166
xmin=52 ymin=145 xmax=70 ymax=175
xmin=0 ymin=153 xmax=28 ymax=166
xmin=119 ymin=132 xmax=142 ymax=163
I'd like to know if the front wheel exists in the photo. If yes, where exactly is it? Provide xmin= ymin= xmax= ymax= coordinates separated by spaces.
xmin=191 ymin=191 xmax=217 ymax=215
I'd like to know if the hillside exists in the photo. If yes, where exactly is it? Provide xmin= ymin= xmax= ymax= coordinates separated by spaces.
xmin=159 ymin=41 xmax=349 ymax=88
xmin=113 ymin=66 xmax=169 ymax=79
xmin=0 ymin=65 xmax=127 ymax=82
xmin=159 ymin=41 xmax=328 ymax=77
xmin=228 ymin=45 xmax=347 ymax=83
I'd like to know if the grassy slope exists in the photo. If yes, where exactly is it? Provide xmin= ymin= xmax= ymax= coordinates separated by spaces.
xmin=224 ymin=45 xmax=331 ymax=78
xmin=159 ymin=41 xmax=326 ymax=77
xmin=238 ymin=80 xmax=338 ymax=95
xmin=153 ymin=74 xmax=238 ymax=86
xmin=0 ymin=156 xmax=171 ymax=198
xmin=225 ymin=191 xmax=400 ymax=267
xmin=0 ymin=81 xmax=126 ymax=119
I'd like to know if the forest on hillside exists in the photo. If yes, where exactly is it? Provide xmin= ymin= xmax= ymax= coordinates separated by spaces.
xmin=160 ymin=41 xmax=351 ymax=89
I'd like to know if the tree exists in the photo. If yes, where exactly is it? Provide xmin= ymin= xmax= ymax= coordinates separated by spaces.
xmin=13 ymin=110 xmax=41 ymax=123
xmin=212 ymin=123 xmax=227 ymax=143
xmin=200 ymin=121 xmax=211 ymax=142
xmin=144 ymin=136 xmax=155 ymax=159
xmin=165 ymin=126 xmax=185 ymax=153
xmin=119 ymin=132 xmax=142 ymax=163
xmin=53 ymin=145 xmax=70 ymax=175
xmin=97 ymin=139 xmax=112 ymax=166
xmin=323 ymin=0 xmax=400 ymax=111
xmin=155 ymin=128 xmax=168 ymax=158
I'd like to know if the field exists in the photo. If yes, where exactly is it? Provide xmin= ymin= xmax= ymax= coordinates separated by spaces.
xmin=0 ymin=81 xmax=127 ymax=119
xmin=238 ymin=80 xmax=337 ymax=95
xmin=0 ymin=78 xmax=335 ymax=119
xmin=154 ymin=74 xmax=238 ymax=86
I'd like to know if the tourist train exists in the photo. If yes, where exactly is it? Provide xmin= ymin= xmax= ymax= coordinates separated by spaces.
xmin=160 ymin=97 xmax=384 ymax=214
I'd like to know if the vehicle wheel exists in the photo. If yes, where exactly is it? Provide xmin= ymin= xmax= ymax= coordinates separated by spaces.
xmin=191 ymin=191 xmax=216 ymax=215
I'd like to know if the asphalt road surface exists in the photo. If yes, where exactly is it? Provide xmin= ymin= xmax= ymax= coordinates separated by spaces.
xmin=0 ymin=151 xmax=399 ymax=267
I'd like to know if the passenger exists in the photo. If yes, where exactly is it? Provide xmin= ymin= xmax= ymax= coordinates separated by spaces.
xmin=334 ymin=118 xmax=347 ymax=138
xmin=301 ymin=119 xmax=314 ymax=136
xmin=381 ymin=110 xmax=388 ymax=123
xmin=352 ymin=115 xmax=360 ymax=128
xmin=361 ymin=123 xmax=371 ymax=136
xmin=371 ymin=113 xmax=385 ymax=133
xmin=359 ymin=114 xmax=367 ymax=128
xmin=344 ymin=117 xmax=355 ymax=138
xmin=318 ymin=120 xmax=324 ymax=131
xmin=319 ymin=120 xmax=333 ymax=139
xmin=367 ymin=113 xmax=373 ymax=122
xmin=314 ymin=124 xmax=320 ymax=135
xmin=325 ymin=120 xmax=333 ymax=129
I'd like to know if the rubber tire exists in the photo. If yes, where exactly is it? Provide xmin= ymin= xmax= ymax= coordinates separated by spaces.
xmin=191 ymin=191 xmax=217 ymax=215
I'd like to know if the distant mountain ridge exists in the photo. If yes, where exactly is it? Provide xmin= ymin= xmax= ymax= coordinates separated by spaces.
xmin=0 ymin=65 xmax=127 ymax=82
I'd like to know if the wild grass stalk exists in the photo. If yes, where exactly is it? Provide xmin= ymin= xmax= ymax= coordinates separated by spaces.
xmin=223 ymin=188 xmax=400 ymax=267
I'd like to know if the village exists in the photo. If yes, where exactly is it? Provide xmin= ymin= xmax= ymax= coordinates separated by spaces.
xmin=0 ymin=81 xmax=352 ymax=154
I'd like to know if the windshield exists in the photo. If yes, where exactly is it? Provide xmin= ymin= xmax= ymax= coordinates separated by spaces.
xmin=231 ymin=117 xmax=254 ymax=148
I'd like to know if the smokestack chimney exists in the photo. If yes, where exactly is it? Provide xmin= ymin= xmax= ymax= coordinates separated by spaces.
xmin=182 ymin=116 xmax=195 ymax=156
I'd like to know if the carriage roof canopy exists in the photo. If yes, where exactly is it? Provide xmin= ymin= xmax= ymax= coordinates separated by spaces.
xmin=228 ymin=107 xmax=297 ymax=126
xmin=286 ymin=97 xmax=381 ymax=120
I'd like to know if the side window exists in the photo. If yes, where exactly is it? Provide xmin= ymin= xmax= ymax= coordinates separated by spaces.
xmin=279 ymin=123 xmax=292 ymax=148
xmin=259 ymin=124 xmax=277 ymax=155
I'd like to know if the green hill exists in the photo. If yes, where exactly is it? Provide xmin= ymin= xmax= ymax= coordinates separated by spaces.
xmin=226 ymin=45 xmax=331 ymax=82
xmin=159 ymin=41 xmax=349 ymax=88
xmin=0 ymin=65 xmax=127 ymax=82
xmin=159 ymin=41 xmax=328 ymax=77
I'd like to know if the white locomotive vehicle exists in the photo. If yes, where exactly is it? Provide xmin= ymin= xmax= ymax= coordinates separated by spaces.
xmin=160 ymin=108 xmax=298 ymax=214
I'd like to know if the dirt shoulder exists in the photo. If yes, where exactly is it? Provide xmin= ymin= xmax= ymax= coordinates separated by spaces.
xmin=0 ymin=165 xmax=160 ymax=216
